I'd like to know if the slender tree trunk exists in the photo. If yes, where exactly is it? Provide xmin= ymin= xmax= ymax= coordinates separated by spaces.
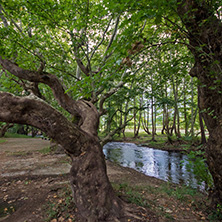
xmin=142 ymin=101 xmax=151 ymax=135
xmin=151 ymin=96 xmax=156 ymax=141
xmin=183 ymin=78 xmax=188 ymax=136
xmin=165 ymin=84 xmax=170 ymax=135
xmin=161 ymin=108 xmax=165 ymax=135
xmin=161 ymin=94 xmax=168 ymax=135
xmin=154 ymin=100 xmax=157 ymax=135
xmin=190 ymin=78 xmax=195 ymax=138
xmin=134 ymin=97 xmax=143 ymax=138
xmin=118 ymin=104 xmax=123 ymax=137
xmin=170 ymin=108 xmax=177 ymax=136
xmin=106 ymin=101 xmax=112 ymax=133
xmin=133 ymin=97 xmax=137 ymax=137
xmin=172 ymin=76 xmax=181 ymax=139
xmin=178 ymin=0 xmax=222 ymax=205
xmin=198 ymin=86 xmax=207 ymax=145
xmin=122 ymin=100 xmax=130 ymax=139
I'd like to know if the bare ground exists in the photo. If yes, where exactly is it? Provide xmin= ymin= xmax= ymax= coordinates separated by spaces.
xmin=0 ymin=138 xmax=212 ymax=221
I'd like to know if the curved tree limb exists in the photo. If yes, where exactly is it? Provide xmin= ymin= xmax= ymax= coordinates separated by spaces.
xmin=0 ymin=56 xmax=99 ymax=136
xmin=0 ymin=92 xmax=88 ymax=155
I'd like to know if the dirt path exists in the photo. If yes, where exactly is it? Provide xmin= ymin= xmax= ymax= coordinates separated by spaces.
xmin=0 ymin=138 xmax=50 ymax=152
xmin=0 ymin=138 xmax=210 ymax=222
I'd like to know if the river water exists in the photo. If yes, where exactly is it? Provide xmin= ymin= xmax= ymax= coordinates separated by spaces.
xmin=103 ymin=142 xmax=201 ymax=188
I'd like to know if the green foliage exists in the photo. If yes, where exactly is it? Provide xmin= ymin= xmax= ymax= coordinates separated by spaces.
xmin=38 ymin=146 xmax=53 ymax=155
xmin=44 ymin=186 xmax=75 ymax=222
xmin=7 ymin=151 xmax=30 ymax=157
xmin=4 ymin=133 xmax=31 ymax=138
xmin=208 ymin=203 xmax=222 ymax=221
xmin=160 ymin=183 xmax=197 ymax=201
xmin=113 ymin=183 xmax=150 ymax=207
xmin=0 ymin=139 xmax=6 ymax=143
xmin=182 ymin=147 xmax=213 ymax=189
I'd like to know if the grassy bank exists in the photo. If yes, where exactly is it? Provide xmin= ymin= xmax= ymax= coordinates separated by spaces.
xmin=108 ymin=131 xmax=201 ymax=152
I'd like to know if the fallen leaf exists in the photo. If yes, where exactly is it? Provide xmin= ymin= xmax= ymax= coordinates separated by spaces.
xmin=58 ymin=216 xmax=64 ymax=221
xmin=80 ymin=152 xmax=86 ymax=156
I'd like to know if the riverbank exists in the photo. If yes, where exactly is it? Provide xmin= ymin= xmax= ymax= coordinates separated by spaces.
xmin=0 ymin=138 xmax=219 ymax=221
xmin=113 ymin=133 xmax=199 ymax=152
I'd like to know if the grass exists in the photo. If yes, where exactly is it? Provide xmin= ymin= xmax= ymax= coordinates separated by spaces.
xmin=38 ymin=146 xmax=56 ymax=155
xmin=44 ymin=186 xmax=75 ymax=222
xmin=111 ymin=131 xmax=195 ymax=151
xmin=6 ymin=151 xmax=31 ymax=156
xmin=112 ymin=181 xmax=210 ymax=221
xmin=42 ymin=180 xmax=215 ymax=221
xmin=0 ymin=139 xmax=6 ymax=143
xmin=4 ymin=132 xmax=31 ymax=138
xmin=112 ymin=183 xmax=151 ymax=208
xmin=208 ymin=203 xmax=222 ymax=221
xmin=158 ymin=183 xmax=198 ymax=201
xmin=38 ymin=146 xmax=52 ymax=155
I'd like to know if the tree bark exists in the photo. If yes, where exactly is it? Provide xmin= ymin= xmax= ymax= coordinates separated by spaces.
xmin=198 ymin=86 xmax=207 ymax=145
xmin=151 ymin=96 xmax=156 ymax=141
xmin=178 ymin=0 xmax=222 ymax=205
xmin=183 ymin=78 xmax=188 ymax=136
xmin=142 ymin=101 xmax=151 ymax=135
xmin=0 ymin=53 xmax=143 ymax=220
xmin=0 ymin=92 xmax=132 ymax=221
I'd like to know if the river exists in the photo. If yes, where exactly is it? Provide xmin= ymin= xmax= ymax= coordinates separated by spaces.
xmin=103 ymin=142 xmax=202 ymax=189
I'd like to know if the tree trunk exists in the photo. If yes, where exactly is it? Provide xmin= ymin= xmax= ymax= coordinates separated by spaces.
xmin=133 ymin=97 xmax=137 ymax=137
xmin=151 ymin=96 xmax=156 ymax=141
xmin=134 ymin=97 xmax=142 ymax=138
xmin=122 ymin=99 xmax=130 ymax=139
xmin=172 ymin=76 xmax=181 ymax=139
xmin=142 ymin=101 xmax=151 ymax=135
xmin=198 ymin=86 xmax=207 ymax=145
xmin=0 ymin=92 xmax=138 ymax=221
xmin=183 ymin=78 xmax=188 ymax=136
xmin=190 ymin=78 xmax=195 ymax=138
xmin=178 ymin=0 xmax=222 ymax=205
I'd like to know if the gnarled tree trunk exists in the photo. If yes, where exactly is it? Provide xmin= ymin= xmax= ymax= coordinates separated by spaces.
xmin=0 ymin=57 xmax=143 ymax=221
xmin=178 ymin=0 xmax=222 ymax=205
xmin=0 ymin=92 xmax=128 ymax=221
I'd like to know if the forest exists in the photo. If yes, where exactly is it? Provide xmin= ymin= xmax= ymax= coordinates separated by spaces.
xmin=0 ymin=0 xmax=222 ymax=221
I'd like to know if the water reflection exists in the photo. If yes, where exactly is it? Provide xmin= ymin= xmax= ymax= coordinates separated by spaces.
xmin=103 ymin=142 xmax=199 ymax=188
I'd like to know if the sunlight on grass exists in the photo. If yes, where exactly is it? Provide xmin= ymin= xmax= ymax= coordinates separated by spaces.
xmin=0 ymin=139 xmax=6 ymax=143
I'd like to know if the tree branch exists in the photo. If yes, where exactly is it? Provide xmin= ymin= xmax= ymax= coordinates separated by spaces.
xmin=89 ymin=16 xmax=113 ymax=61
xmin=0 ymin=5 xmax=24 ymax=36
xmin=0 ymin=56 xmax=99 ymax=136
xmin=0 ymin=92 xmax=87 ymax=155
xmin=100 ymin=111 xmax=135 ymax=146
xmin=99 ymin=70 xmax=127 ymax=116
